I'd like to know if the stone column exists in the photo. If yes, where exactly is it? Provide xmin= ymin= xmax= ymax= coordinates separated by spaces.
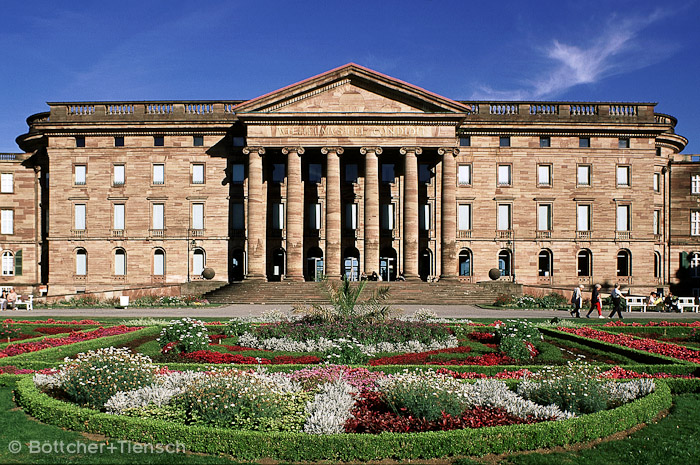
xmin=439 ymin=147 xmax=459 ymax=279
xmin=322 ymin=147 xmax=344 ymax=279
xmin=401 ymin=147 xmax=422 ymax=279
xmin=283 ymin=146 xmax=305 ymax=281
xmin=243 ymin=146 xmax=266 ymax=279
xmin=361 ymin=147 xmax=382 ymax=275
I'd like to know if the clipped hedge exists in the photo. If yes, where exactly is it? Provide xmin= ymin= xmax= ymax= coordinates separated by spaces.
xmin=540 ymin=328 xmax=697 ymax=366
xmin=14 ymin=376 xmax=671 ymax=461
xmin=0 ymin=326 xmax=160 ymax=364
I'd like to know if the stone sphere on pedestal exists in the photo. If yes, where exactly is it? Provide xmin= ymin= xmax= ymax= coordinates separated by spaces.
xmin=202 ymin=268 xmax=215 ymax=280
xmin=488 ymin=268 xmax=501 ymax=281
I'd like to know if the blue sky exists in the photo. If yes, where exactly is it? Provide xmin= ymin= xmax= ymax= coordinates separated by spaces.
xmin=1 ymin=0 xmax=699 ymax=153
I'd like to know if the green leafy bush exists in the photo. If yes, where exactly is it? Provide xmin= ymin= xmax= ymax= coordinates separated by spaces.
xmin=60 ymin=347 xmax=158 ymax=410
xmin=499 ymin=337 xmax=532 ymax=361
xmin=381 ymin=372 xmax=467 ymax=421
xmin=324 ymin=339 xmax=372 ymax=365
xmin=156 ymin=318 xmax=209 ymax=353
xmin=224 ymin=319 xmax=253 ymax=337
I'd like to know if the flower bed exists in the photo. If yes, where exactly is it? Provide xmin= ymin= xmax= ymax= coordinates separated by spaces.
xmin=558 ymin=326 xmax=700 ymax=364
xmin=0 ymin=326 xmax=142 ymax=359
xmin=180 ymin=350 xmax=321 ymax=365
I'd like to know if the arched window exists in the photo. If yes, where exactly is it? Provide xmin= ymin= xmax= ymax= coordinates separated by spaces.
xmin=154 ymin=249 xmax=165 ymax=276
xmin=654 ymin=251 xmax=661 ymax=279
xmin=617 ymin=249 xmax=631 ymax=277
xmin=75 ymin=248 xmax=87 ymax=276
xmin=691 ymin=252 xmax=700 ymax=278
xmin=538 ymin=249 xmax=553 ymax=277
xmin=114 ymin=248 xmax=126 ymax=275
xmin=193 ymin=248 xmax=205 ymax=276
xmin=1 ymin=251 xmax=13 ymax=276
xmin=498 ymin=250 xmax=511 ymax=277
xmin=458 ymin=249 xmax=472 ymax=276
xmin=577 ymin=249 xmax=592 ymax=277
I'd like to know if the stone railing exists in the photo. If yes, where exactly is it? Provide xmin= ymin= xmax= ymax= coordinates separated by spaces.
xmin=457 ymin=230 xmax=472 ymax=239
xmin=44 ymin=101 xmax=243 ymax=122
xmin=0 ymin=154 xmax=17 ymax=161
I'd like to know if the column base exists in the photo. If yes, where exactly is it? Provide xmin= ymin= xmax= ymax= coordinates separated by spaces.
xmin=284 ymin=275 xmax=306 ymax=282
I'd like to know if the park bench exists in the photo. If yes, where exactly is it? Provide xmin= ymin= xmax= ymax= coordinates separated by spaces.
xmin=14 ymin=295 xmax=33 ymax=311
xmin=677 ymin=297 xmax=699 ymax=313
xmin=623 ymin=295 xmax=648 ymax=312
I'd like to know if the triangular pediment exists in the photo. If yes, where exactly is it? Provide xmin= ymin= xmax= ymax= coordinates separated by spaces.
xmin=233 ymin=63 xmax=470 ymax=116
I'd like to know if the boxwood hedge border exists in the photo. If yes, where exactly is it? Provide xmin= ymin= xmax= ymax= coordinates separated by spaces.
xmin=13 ymin=376 xmax=672 ymax=461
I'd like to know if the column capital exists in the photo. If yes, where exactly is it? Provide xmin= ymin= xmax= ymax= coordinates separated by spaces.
xmin=400 ymin=146 xmax=423 ymax=155
xmin=242 ymin=146 xmax=265 ymax=155
xmin=360 ymin=146 xmax=383 ymax=155
xmin=282 ymin=146 xmax=305 ymax=155
xmin=437 ymin=147 xmax=460 ymax=157
xmin=321 ymin=146 xmax=345 ymax=155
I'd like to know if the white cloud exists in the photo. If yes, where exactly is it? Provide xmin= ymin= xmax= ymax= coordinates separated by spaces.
xmin=471 ymin=9 xmax=672 ymax=100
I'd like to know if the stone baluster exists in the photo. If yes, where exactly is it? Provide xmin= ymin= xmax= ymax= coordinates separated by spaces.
xmin=401 ymin=147 xmax=422 ymax=279
xmin=243 ymin=146 xmax=266 ymax=279
xmin=283 ymin=146 xmax=305 ymax=281
xmin=361 ymin=147 xmax=382 ymax=276
xmin=439 ymin=147 xmax=459 ymax=279
xmin=322 ymin=147 xmax=344 ymax=279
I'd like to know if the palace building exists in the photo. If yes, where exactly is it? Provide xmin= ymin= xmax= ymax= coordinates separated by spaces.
xmin=3 ymin=63 xmax=697 ymax=298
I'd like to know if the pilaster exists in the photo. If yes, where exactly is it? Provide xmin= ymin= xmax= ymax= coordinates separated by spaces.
xmin=243 ymin=146 xmax=266 ymax=279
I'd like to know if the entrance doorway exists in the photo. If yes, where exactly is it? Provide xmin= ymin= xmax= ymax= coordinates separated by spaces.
xmin=343 ymin=247 xmax=360 ymax=281
xmin=379 ymin=247 xmax=397 ymax=281
xmin=231 ymin=249 xmax=245 ymax=281
xmin=306 ymin=247 xmax=324 ymax=281
xmin=419 ymin=248 xmax=432 ymax=281
xmin=270 ymin=248 xmax=285 ymax=281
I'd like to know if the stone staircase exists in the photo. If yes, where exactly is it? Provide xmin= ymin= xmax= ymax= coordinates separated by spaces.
xmin=203 ymin=280 xmax=521 ymax=306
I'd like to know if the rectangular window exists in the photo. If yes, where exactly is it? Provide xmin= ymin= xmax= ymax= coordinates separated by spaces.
xmin=191 ymin=203 xmax=204 ymax=230
xmin=153 ymin=164 xmax=165 ymax=185
xmin=113 ymin=204 xmax=125 ymax=230
xmin=653 ymin=173 xmax=660 ymax=192
xmin=272 ymin=203 xmax=284 ymax=230
xmin=0 ymin=210 xmax=13 ymax=234
xmin=457 ymin=164 xmax=472 ymax=186
xmin=458 ymin=204 xmax=472 ymax=230
xmin=154 ymin=136 xmax=164 ymax=146
xmin=231 ymin=164 xmax=244 ymax=184
xmin=692 ymin=175 xmax=700 ymax=194
xmin=420 ymin=204 xmax=431 ymax=230
xmin=192 ymin=163 xmax=205 ymax=184
xmin=540 ymin=136 xmax=551 ymax=148
xmin=74 ymin=204 xmax=86 ymax=231
xmin=272 ymin=163 xmax=285 ymax=183
xmin=538 ymin=204 xmax=552 ymax=231
xmin=497 ymin=164 xmax=511 ymax=186
xmin=499 ymin=136 xmax=510 ymax=147
xmin=654 ymin=210 xmax=660 ymax=235
xmin=577 ymin=165 xmax=591 ymax=186
xmin=345 ymin=164 xmax=358 ymax=183
xmin=114 ymin=136 xmax=124 ymax=147
xmin=382 ymin=204 xmax=395 ymax=230
xmin=0 ymin=173 xmax=13 ymax=193
xmin=579 ymin=137 xmax=590 ymax=148
xmin=616 ymin=205 xmax=630 ymax=231
xmin=113 ymin=165 xmax=125 ymax=186
xmin=577 ymin=204 xmax=591 ymax=231
xmin=308 ymin=163 xmax=322 ymax=183
xmin=346 ymin=203 xmax=358 ymax=230
xmin=497 ymin=204 xmax=511 ymax=230
xmin=232 ymin=136 xmax=245 ymax=147
xmin=152 ymin=203 xmax=164 ymax=230
xmin=692 ymin=211 xmax=700 ymax=236
xmin=537 ymin=165 xmax=552 ymax=186
xmin=459 ymin=136 xmax=471 ymax=147
xmin=381 ymin=164 xmax=395 ymax=183
xmin=193 ymin=135 xmax=204 ymax=146
xmin=618 ymin=138 xmax=630 ymax=148
xmin=75 ymin=165 xmax=86 ymax=185
xmin=308 ymin=203 xmax=321 ymax=230
xmin=232 ymin=203 xmax=244 ymax=229
xmin=75 ymin=136 xmax=85 ymax=147
xmin=419 ymin=164 xmax=431 ymax=184
xmin=616 ymin=165 xmax=630 ymax=186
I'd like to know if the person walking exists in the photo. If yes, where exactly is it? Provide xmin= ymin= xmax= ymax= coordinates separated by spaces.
xmin=586 ymin=284 xmax=603 ymax=318
xmin=609 ymin=283 xmax=624 ymax=319
xmin=570 ymin=284 xmax=584 ymax=318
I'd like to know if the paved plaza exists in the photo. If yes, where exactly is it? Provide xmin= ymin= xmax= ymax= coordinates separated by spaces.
xmin=3 ymin=304 xmax=700 ymax=320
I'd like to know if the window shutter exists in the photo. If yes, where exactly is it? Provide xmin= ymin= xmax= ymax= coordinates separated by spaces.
xmin=14 ymin=249 xmax=22 ymax=276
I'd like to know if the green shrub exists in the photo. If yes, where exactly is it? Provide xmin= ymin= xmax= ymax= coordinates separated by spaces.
xmin=324 ymin=339 xmax=372 ymax=364
xmin=60 ymin=347 xmax=158 ymax=410
xmin=499 ymin=337 xmax=532 ymax=361
xmin=224 ymin=319 xmax=253 ymax=337
xmin=156 ymin=318 xmax=209 ymax=353
xmin=0 ymin=323 xmax=19 ymax=340
xmin=494 ymin=294 xmax=514 ymax=306
xmin=382 ymin=372 xmax=467 ymax=421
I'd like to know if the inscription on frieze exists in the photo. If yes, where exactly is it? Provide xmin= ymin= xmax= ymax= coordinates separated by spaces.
xmin=274 ymin=125 xmax=439 ymax=138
